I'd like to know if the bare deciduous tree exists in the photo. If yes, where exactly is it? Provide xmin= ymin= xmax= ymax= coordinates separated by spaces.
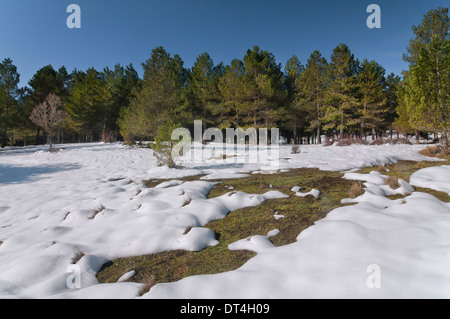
xmin=30 ymin=94 xmax=67 ymax=151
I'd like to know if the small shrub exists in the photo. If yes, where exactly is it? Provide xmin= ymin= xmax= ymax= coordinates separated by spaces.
xmin=89 ymin=205 xmax=105 ymax=220
xmin=181 ymin=196 xmax=192 ymax=207
xmin=336 ymin=139 xmax=352 ymax=147
xmin=151 ymin=121 xmax=187 ymax=168
xmin=323 ymin=137 xmax=336 ymax=147
xmin=349 ymin=181 xmax=364 ymax=198
xmin=72 ymin=249 xmax=85 ymax=264
xmin=139 ymin=274 xmax=156 ymax=296
xmin=351 ymin=139 xmax=369 ymax=145
xmin=183 ymin=225 xmax=193 ymax=235
xmin=101 ymin=132 xmax=115 ymax=143
xmin=419 ymin=145 xmax=449 ymax=159
xmin=386 ymin=138 xmax=412 ymax=145
xmin=370 ymin=139 xmax=384 ymax=145
xmin=373 ymin=165 xmax=387 ymax=173
xmin=385 ymin=176 xmax=400 ymax=189
xmin=290 ymin=145 xmax=301 ymax=154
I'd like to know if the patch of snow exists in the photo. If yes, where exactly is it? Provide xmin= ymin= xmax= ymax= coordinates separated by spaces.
xmin=294 ymin=189 xmax=321 ymax=199
xmin=410 ymin=165 xmax=450 ymax=195
xmin=0 ymin=142 xmax=447 ymax=298
xmin=229 ymin=230 xmax=280 ymax=253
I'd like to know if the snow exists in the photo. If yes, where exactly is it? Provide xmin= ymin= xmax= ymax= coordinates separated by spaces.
xmin=228 ymin=229 xmax=280 ymax=253
xmin=410 ymin=165 xmax=450 ymax=195
xmin=294 ymin=188 xmax=321 ymax=199
xmin=0 ymin=142 xmax=448 ymax=299
xmin=144 ymin=171 xmax=450 ymax=299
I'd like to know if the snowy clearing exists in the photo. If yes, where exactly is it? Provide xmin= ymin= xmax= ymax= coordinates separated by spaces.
xmin=0 ymin=142 xmax=448 ymax=299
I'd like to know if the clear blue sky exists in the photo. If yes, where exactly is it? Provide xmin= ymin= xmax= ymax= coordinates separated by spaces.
xmin=0 ymin=0 xmax=448 ymax=87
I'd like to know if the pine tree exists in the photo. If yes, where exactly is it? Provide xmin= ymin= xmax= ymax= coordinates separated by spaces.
xmin=242 ymin=46 xmax=287 ymax=128
xmin=384 ymin=73 xmax=402 ymax=137
xmin=151 ymin=120 xmax=182 ymax=168
xmin=0 ymin=58 xmax=21 ymax=147
xmin=66 ymin=68 xmax=106 ymax=142
xmin=185 ymin=53 xmax=223 ymax=129
xmin=356 ymin=59 xmax=387 ymax=139
xmin=217 ymin=59 xmax=247 ymax=129
xmin=119 ymin=47 xmax=187 ymax=143
xmin=101 ymin=64 xmax=139 ymax=141
xmin=322 ymin=44 xmax=359 ymax=139
xmin=397 ymin=7 xmax=449 ymax=151
xmin=404 ymin=7 xmax=449 ymax=65
xmin=296 ymin=50 xmax=329 ymax=144
xmin=283 ymin=55 xmax=305 ymax=144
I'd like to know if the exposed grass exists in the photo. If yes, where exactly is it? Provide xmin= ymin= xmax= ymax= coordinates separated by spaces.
xmin=97 ymin=158 xmax=450 ymax=291
xmin=138 ymin=274 xmax=156 ymax=296
xmin=97 ymin=168 xmax=356 ymax=286
xmin=89 ymin=204 xmax=106 ymax=220
xmin=358 ymin=158 xmax=450 ymax=202
xmin=72 ymin=249 xmax=85 ymax=264
xmin=419 ymin=145 xmax=450 ymax=159
xmin=385 ymin=176 xmax=400 ymax=190
xmin=349 ymin=181 xmax=365 ymax=198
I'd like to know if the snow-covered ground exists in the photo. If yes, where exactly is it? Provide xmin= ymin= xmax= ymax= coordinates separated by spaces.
xmin=0 ymin=142 xmax=448 ymax=299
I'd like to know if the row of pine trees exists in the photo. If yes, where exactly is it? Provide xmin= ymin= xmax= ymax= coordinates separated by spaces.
xmin=0 ymin=8 xmax=448 ymax=149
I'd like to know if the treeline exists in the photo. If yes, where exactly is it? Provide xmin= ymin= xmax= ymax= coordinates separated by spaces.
xmin=0 ymin=7 xmax=448 ymax=149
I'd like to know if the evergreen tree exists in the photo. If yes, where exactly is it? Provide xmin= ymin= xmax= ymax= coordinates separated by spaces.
xmin=397 ymin=7 xmax=449 ymax=150
xmin=384 ymin=73 xmax=401 ymax=137
xmin=118 ymin=47 xmax=187 ymax=142
xmin=283 ymin=55 xmax=305 ymax=144
xmin=242 ymin=46 xmax=287 ymax=128
xmin=404 ymin=7 xmax=449 ymax=65
xmin=217 ymin=59 xmax=247 ymax=129
xmin=296 ymin=50 xmax=329 ymax=144
xmin=101 ymin=64 xmax=139 ymax=141
xmin=66 ymin=68 xmax=106 ymax=141
xmin=356 ymin=59 xmax=387 ymax=139
xmin=322 ymin=43 xmax=359 ymax=139
xmin=185 ymin=52 xmax=223 ymax=129
xmin=0 ymin=58 xmax=21 ymax=147
xmin=394 ymin=72 xmax=417 ymax=136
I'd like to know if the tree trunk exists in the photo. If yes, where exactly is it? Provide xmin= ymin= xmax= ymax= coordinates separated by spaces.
xmin=317 ymin=126 xmax=321 ymax=144
xmin=442 ymin=130 xmax=448 ymax=153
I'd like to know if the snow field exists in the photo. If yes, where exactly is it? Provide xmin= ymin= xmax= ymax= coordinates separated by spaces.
xmin=0 ymin=142 xmax=448 ymax=298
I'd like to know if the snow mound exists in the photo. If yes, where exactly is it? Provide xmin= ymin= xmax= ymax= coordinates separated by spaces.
xmin=229 ymin=229 xmax=280 ymax=253
xmin=410 ymin=165 xmax=450 ymax=195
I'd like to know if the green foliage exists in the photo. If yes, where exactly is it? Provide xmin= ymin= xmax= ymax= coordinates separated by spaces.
xmin=0 ymin=58 xmax=21 ymax=147
xmin=356 ymin=59 xmax=387 ymax=135
xmin=396 ymin=7 xmax=449 ymax=149
xmin=151 ymin=120 xmax=182 ymax=168
xmin=1 ymin=8 xmax=448 ymax=147
xmin=185 ymin=52 xmax=223 ymax=129
xmin=66 ymin=68 xmax=106 ymax=139
xmin=384 ymin=73 xmax=402 ymax=126
xmin=404 ymin=7 xmax=449 ymax=65
xmin=119 ymin=47 xmax=187 ymax=143
xmin=295 ymin=51 xmax=328 ymax=143
xmin=241 ymin=46 xmax=287 ymax=128
xmin=322 ymin=43 xmax=359 ymax=138
xmin=217 ymin=59 xmax=247 ymax=129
